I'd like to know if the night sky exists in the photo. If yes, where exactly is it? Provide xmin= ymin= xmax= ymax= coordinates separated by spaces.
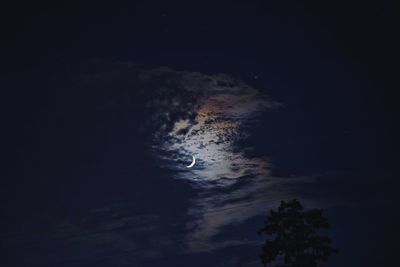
xmin=1 ymin=1 xmax=397 ymax=266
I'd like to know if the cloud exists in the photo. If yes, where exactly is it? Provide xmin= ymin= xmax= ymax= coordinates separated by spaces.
xmin=142 ymin=67 xmax=286 ymax=252
xmin=148 ymin=68 xmax=280 ymax=182
xmin=1 ymin=201 xmax=186 ymax=266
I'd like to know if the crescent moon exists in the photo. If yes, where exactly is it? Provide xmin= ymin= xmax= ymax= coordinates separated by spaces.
xmin=186 ymin=155 xmax=196 ymax=168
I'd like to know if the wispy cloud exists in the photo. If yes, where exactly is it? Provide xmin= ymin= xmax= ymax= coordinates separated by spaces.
xmin=145 ymin=68 xmax=286 ymax=252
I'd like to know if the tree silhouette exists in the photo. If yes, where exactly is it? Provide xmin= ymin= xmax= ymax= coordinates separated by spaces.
xmin=258 ymin=199 xmax=337 ymax=267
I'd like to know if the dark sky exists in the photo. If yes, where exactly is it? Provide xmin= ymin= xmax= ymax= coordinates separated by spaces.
xmin=1 ymin=1 xmax=398 ymax=266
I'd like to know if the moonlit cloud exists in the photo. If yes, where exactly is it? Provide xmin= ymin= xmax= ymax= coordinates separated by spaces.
xmin=146 ymin=68 xmax=285 ymax=251
xmin=149 ymin=69 xmax=279 ymax=183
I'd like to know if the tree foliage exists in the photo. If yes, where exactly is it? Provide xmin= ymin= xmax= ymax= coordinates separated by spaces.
xmin=258 ymin=199 xmax=337 ymax=267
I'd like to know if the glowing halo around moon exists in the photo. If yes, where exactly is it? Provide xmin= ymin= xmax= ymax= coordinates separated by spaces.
xmin=186 ymin=155 xmax=196 ymax=168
